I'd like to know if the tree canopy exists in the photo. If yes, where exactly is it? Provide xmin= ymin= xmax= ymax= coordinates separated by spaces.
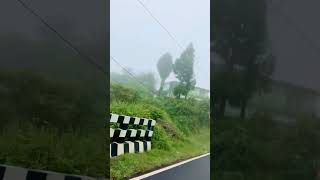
xmin=157 ymin=52 xmax=173 ymax=96
xmin=212 ymin=0 xmax=274 ymax=118
xmin=173 ymin=43 xmax=196 ymax=98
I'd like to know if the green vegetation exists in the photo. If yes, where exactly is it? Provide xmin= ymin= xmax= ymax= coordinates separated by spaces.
xmin=110 ymin=82 xmax=210 ymax=179
xmin=0 ymin=69 xmax=107 ymax=178
xmin=157 ymin=52 xmax=173 ymax=96
xmin=212 ymin=112 xmax=320 ymax=180
xmin=173 ymin=43 xmax=196 ymax=99
xmin=111 ymin=129 xmax=209 ymax=179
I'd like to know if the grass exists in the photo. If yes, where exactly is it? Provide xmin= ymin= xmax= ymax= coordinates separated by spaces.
xmin=0 ymin=125 xmax=107 ymax=178
xmin=110 ymin=128 xmax=210 ymax=180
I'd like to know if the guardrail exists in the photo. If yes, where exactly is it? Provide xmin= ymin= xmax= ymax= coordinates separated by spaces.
xmin=110 ymin=113 xmax=156 ymax=158
xmin=0 ymin=164 xmax=106 ymax=180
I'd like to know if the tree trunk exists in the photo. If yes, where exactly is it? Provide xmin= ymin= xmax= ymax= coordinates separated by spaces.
xmin=240 ymin=98 xmax=247 ymax=119
xmin=158 ymin=79 xmax=165 ymax=96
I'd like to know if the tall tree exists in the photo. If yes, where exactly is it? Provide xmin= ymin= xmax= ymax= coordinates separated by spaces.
xmin=212 ymin=0 xmax=274 ymax=118
xmin=157 ymin=53 xmax=173 ymax=96
xmin=173 ymin=43 xmax=196 ymax=99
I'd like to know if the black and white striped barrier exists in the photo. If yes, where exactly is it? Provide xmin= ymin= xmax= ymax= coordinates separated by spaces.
xmin=0 ymin=164 xmax=106 ymax=180
xmin=110 ymin=113 xmax=156 ymax=158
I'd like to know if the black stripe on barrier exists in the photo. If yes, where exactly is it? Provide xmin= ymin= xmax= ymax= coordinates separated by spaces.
xmin=147 ymin=120 xmax=152 ymax=130
xmin=0 ymin=166 xmax=5 ymax=180
xmin=134 ymin=141 xmax=139 ymax=153
xmin=117 ymin=115 xmax=125 ymax=124
xmin=113 ymin=129 xmax=121 ymax=138
xmin=143 ymin=141 xmax=148 ymax=151
xmin=139 ymin=119 xmax=144 ymax=125
xmin=146 ymin=130 xmax=150 ymax=137
xmin=65 ymin=176 xmax=81 ymax=180
xmin=124 ymin=142 xmax=129 ymax=153
xmin=120 ymin=123 xmax=128 ymax=130
xmin=26 ymin=171 xmax=47 ymax=180
xmin=136 ymin=130 xmax=141 ymax=137
xmin=129 ymin=117 xmax=135 ymax=124
xmin=111 ymin=143 xmax=117 ymax=157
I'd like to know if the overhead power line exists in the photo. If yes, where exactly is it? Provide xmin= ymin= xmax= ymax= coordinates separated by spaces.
xmin=135 ymin=0 xmax=202 ymax=79
xmin=135 ymin=0 xmax=184 ymax=51
xmin=110 ymin=56 xmax=157 ymax=95
xmin=15 ymin=0 xmax=107 ymax=76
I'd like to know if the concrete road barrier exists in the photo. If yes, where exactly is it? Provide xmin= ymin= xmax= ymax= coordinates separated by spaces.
xmin=0 ymin=164 xmax=106 ymax=180
xmin=110 ymin=113 xmax=156 ymax=158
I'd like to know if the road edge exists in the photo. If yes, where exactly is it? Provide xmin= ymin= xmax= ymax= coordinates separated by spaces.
xmin=129 ymin=153 xmax=210 ymax=180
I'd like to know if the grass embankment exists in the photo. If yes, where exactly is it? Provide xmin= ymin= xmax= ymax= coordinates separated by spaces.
xmin=110 ymin=92 xmax=210 ymax=179
xmin=111 ymin=129 xmax=209 ymax=179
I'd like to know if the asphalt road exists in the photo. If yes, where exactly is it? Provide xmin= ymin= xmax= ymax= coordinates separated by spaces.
xmin=143 ymin=155 xmax=210 ymax=180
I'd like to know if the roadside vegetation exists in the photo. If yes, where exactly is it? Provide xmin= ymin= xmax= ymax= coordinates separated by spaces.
xmin=0 ymin=69 xmax=107 ymax=178
xmin=110 ymin=83 xmax=210 ymax=179
xmin=110 ymin=43 xmax=210 ymax=179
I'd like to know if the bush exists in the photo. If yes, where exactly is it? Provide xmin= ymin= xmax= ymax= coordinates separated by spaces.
xmin=110 ymin=83 xmax=140 ymax=103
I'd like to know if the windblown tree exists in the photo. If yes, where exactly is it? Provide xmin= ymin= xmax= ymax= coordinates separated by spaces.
xmin=212 ymin=0 xmax=274 ymax=118
xmin=157 ymin=53 xmax=173 ymax=96
xmin=173 ymin=43 xmax=196 ymax=99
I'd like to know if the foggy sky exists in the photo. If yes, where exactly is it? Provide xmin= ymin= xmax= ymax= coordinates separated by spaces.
xmin=111 ymin=0 xmax=210 ymax=90
xmin=268 ymin=0 xmax=320 ymax=92
xmin=0 ymin=0 xmax=108 ymax=71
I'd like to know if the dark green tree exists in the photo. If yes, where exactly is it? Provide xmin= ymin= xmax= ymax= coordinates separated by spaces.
xmin=173 ymin=43 xmax=196 ymax=99
xmin=212 ymin=0 xmax=274 ymax=118
xmin=157 ymin=53 xmax=173 ymax=96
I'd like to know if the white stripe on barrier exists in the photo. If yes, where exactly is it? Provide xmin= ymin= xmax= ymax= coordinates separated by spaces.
xmin=110 ymin=128 xmax=114 ymax=138
xmin=117 ymin=143 xmax=124 ymax=156
xmin=136 ymin=141 xmax=144 ymax=153
xmin=119 ymin=129 xmax=127 ymax=137
xmin=130 ymin=129 xmax=137 ymax=137
xmin=3 ymin=166 xmax=28 ymax=180
xmin=147 ymin=130 xmax=153 ymax=137
xmin=125 ymin=141 xmax=135 ymax=153
xmin=151 ymin=120 xmax=156 ymax=126
xmin=146 ymin=141 xmax=151 ymax=151
xmin=123 ymin=116 xmax=130 ymax=124
xmin=139 ymin=130 xmax=146 ymax=137
xmin=110 ymin=114 xmax=119 ymax=123
xmin=134 ymin=117 xmax=140 ymax=125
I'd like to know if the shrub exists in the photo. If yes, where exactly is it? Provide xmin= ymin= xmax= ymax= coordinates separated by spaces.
xmin=110 ymin=83 xmax=140 ymax=103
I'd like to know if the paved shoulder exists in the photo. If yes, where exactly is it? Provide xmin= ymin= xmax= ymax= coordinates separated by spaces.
xmin=141 ymin=154 xmax=210 ymax=180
